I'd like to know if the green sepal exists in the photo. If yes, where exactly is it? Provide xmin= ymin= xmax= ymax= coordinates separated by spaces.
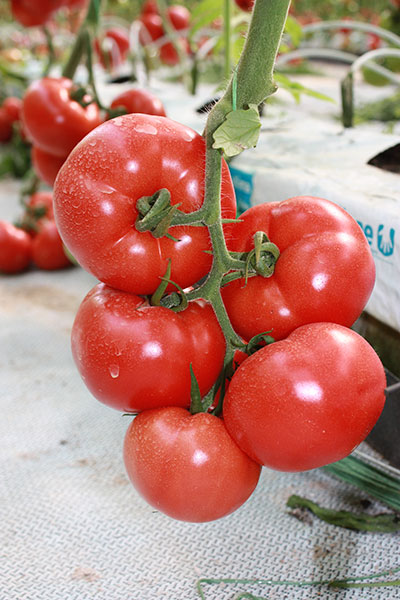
xmin=189 ymin=364 xmax=204 ymax=414
xmin=212 ymin=104 xmax=261 ymax=157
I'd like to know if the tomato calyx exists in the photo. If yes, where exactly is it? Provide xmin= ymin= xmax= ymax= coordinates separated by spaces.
xmin=135 ymin=187 xmax=183 ymax=239
xmin=234 ymin=331 xmax=275 ymax=356
xmin=150 ymin=259 xmax=189 ymax=312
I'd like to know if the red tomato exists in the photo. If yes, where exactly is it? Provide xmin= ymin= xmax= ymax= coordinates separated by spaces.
xmin=54 ymin=113 xmax=237 ymax=295
xmin=234 ymin=0 xmax=254 ymax=11
xmin=22 ymin=77 xmax=102 ymax=158
xmin=2 ymin=97 xmax=22 ymax=123
xmin=110 ymin=88 xmax=166 ymax=117
xmin=0 ymin=220 xmax=31 ymax=273
xmin=32 ymin=146 xmax=67 ymax=187
xmin=71 ymin=283 xmax=226 ymax=412
xmin=10 ymin=0 xmax=63 ymax=27
xmin=0 ymin=108 xmax=13 ymax=143
xmin=141 ymin=0 xmax=158 ymax=15
xmin=139 ymin=13 xmax=164 ymax=45
xmin=159 ymin=38 xmax=189 ymax=66
xmin=224 ymin=322 xmax=386 ymax=472
xmin=31 ymin=220 xmax=71 ymax=270
xmin=123 ymin=407 xmax=261 ymax=522
xmin=222 ymin=196 xmax=375 ymax=341
xmin=167 ymin=5 xmax=190 ymax=30
xmin=95 ymin=27 xmax=130 ymax=70
xmin=26 ymin=191 xmax=54 ymax=221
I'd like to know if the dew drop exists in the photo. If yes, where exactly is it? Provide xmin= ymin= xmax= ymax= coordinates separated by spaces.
xmin=109 ymin=364 xmax=120 ymax=378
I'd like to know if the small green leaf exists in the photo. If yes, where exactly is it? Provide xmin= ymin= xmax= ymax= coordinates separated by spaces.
xmin=284 ymin=15 xmax=303 ymax=48
xmin=212 ymin=105 xmax=261 ymax=157
xmin=275 ymin=72 xmax=335 ymax=105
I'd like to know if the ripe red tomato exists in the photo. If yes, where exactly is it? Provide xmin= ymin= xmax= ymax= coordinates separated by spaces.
xmin=26 ymin=191 xmax=54 ymax=221
xmin=167 ymin=5 xmax=190 ymax=30
xmin=31 ymin=220 xmax=71 ymax=270
xmin=234 ymin=0 xmax=254 ymax=11
xmin=22 ymin=77 xmax=102 ymax=158
xmin=71 ymin=283 xmax=226 ymax=412
xmin=222 ymin=196 xmax=375 ymax=341
xmin=0 ymin=220 xmax=31 ymax=273
xmin=10 ymin=0 xmax=63 ymax=27
xmin=2 ymin=97 xmax=22 ymax=123
xmin=224 ymin=322 xmax=386 ymax=472
xmin=123 ymin=407 xmax=261 ymax=522
xmin=141 ymin=0 xmax=158 ymax=15
xmin=54 ymin=113 xmax=237 ymax=295
xmin=159 ymin=38 xmax=190 ymax=66
xmin=139 ymin=13 xmax=164 ymax=45
xmin=0 ymin=108 xmax=13 ymax=143
xmin=110 ymin=88 xmax=166 ymax=117
xmin=95 ymin=27 xmax=130 ymax=70
xmin=32 ymin=146 xmax=67 ymax=187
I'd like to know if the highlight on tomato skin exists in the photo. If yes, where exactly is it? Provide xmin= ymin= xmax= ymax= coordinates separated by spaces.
xmin=223 ymin=322 xmax=387 ymax=473
xmin=123 ymin=407 xmax=262 ymax=523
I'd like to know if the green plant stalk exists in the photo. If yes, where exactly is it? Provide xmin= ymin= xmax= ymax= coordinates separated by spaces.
xmin=62 ymin=0 xmax=101 ymax=80
xmin=42 ymin=26 xmax=56 ymax=77
xmin=170 ymin=0 xmax=291 ymax=406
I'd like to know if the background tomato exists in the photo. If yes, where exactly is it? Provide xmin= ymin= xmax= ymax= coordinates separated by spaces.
xmin=0 ymin=108 xmax=13 ymax=143
xmin=0 ymin=220 xmax=31 ymax=273
xmin=110 ymin=88 xmax=166 ymax=117
xmin=10 ymin=0 xmax=64 ymax=27
xmin=224 ymin=322 xmax=386 ymax=472
xmin=31 ymin=146 xmax=67 ymax=187
xmin=22 ymin=77 xmax=102 ymax=158
xmin=222 ymin=196 xmax=375 ymax=341
xmin=71 ymin=283 xmax=226 ymax=412
xmin=123 ymin=407 xmax=261 ymax=522
xmin=31 ymin=220 xmax=71 ymax=270
xmin=234 ymin=0 xmax=255 ymax=11
xmin=95 ymin=27 xmax=130 ymax=70
xmin=2 ymin=97 xmax=22 ymax=123
xmin=54 ymin=113 xmax=237 ymax=295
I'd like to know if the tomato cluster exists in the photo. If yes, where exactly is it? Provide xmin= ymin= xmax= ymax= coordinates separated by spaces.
xmin=53 ymin=112 xmax=386 ymax=523
xmin=138 ymin=2 xmax=191 ymax=66
xmin=0 ymin=192 xmax=71 ymax=273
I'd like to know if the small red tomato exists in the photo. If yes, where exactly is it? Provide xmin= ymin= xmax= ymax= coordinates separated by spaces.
xmin=234 ymin=0 xmax=254 ymax=11
xmin=22 ymin=77 xmax=102 ymax=157
xmin=123 ymin=407 xmax=261 ymax=522
xmin=26 ymin=191 xmax=54 ymax=221
xmin=167 ymin=5 xmax=190 ymax=30
xmin=0 ymin=108 xmax=13 ymax=143
xmin=139 ymin=13 xmax=164 ymax=45
xmin=95 ymin=27 xmax=130 ymax=70
xmin=10 ymin=0 xmax=63 ymax=27
xmin=31 ymin=146 xmax=67 ymax=187
xmin=159 ymin=38 xmax=189 ymax=66
xmin=31 ymin=220 xmax=71 ymax=270
xmin=224 ymin=322 xmax=386 ymax=472
xmin=71 ymin=283 xmax=226 ymax=412
xmin=141 ymin=0 xmax=158 ymax=15
xmin=2 ymin=97 xmax=22 ymax=123
xmin=0 ymin=220 xmax=31 ymax=273
xmin=110 ymin=88 xmax=166 ymax=117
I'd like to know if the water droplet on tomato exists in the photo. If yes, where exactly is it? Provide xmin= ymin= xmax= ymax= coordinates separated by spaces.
xmin=109 ymin=364 xmax=120 ymax=378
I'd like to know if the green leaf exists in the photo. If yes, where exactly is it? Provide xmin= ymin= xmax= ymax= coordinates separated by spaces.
xmin=284 ymin=15 xmax=303 ymax=47
xmin=212 ymin=105 xmax=261 ymax=157
xmin=287 ymin=494 xmax=400 ymax=533
xmin=275 ymin=72 xmax=335 ymax=105
xmin=190 ymin=0 xmax=224 ymax=37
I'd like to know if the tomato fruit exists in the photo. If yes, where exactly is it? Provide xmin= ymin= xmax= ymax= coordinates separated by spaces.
xmin=31 ymin=220 xmax=71 ymax=270
xmin=141 ymin=0 xmax=158 ymax=15
xmin=10 ymin=0 xmax=64 ymax=27
xmin=167 ymin=5 xmax=190 ymax=30
xmin=54 ymin=113 xmax=237 ymax=295
xmin=26 ymin=190 xmax=54 ymax=221
xmin=222 ymin=196 xmax=375 ymax=341
xmin=123 ymin=407 xmax=261 ymax=522
xmin=32 ymin=146 xmax=67 ymax=187
xmin=224 ymin=322 xmax=386 ymax=472
xmin=2 ymin=97 xmax=22 ymax=123
xmin=95 ymin=27 xmax=130 ymax=70
xmin=71 ymin=283 xmax=226 ymax=412
xmin=139 ymin=13 xmax=164 ymax=45
xmin=22 ymin=77 xmax=102 ymax=158
xmin=234 ymin=0 xmax=254 ymax=11
xmin=110 ymin=88 xmax=166 ymax=117
xmin=0 ymin=220 xmax=31 ymax=273
xmin=0 ymin=108 xmax=13 ymax=143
